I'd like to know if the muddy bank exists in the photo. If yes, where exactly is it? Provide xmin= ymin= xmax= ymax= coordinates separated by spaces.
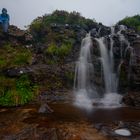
xmin=0 ymin=104 xmax=110 ymax=140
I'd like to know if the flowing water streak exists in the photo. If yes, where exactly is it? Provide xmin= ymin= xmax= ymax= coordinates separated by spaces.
xmin=110 ymin=27 xmax=115 ymax=72
xmin=95 ymin=37 xmax=116 ymax=93
xmin=74 ymin=33 xmax=96 ymax=109
xmin=124 ymin=46 xmax=135 ymax=80
xmin=74 ymin=33 xmax=94 ymax=90
xmin=95 ymin=37 xmax=122 ymax=107
xmin=97 ymin=27 xmax=101 ymax=36
xmin=118 ymin=25 xmax=135 ymax=81
xmin=117 ymin=25 xmax=127 ymax=59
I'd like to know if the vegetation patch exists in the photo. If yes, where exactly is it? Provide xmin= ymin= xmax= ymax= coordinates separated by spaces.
xmin=118 ymin=15 xmax=140 ymax=32
xmin=45 ymin=42 xmax=72 ymax=63
xmin=0 ymin=43 xmax=32 ymax=69
xmin=29 ymin=10 xmax=97 ymax=42
xmin=0 ymin=74 xmax=38 ymax=106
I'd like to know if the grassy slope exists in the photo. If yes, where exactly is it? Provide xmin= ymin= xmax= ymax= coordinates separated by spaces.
xmin=118 ymin=15 xmax=140 ymax=32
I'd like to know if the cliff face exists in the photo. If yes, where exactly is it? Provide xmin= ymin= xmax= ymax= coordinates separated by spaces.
xmin=92 ymin=26 xmax=140 ymax=93
xmin=89 ymin=25 xmax=140 ymax=106
xmin=0 ymin=17 xmax=140 ymax=106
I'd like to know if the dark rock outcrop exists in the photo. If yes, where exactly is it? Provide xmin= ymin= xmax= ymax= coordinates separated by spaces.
xmin=123 ymin=92 xmax=140 ymax=107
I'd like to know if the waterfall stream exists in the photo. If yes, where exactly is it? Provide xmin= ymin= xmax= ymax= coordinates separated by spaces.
xmin=74 ymin=25 xmax=133 ymax=109
xmin=95 ymin=36 xmax=121 ymax=107
xmin=95 ymin=37 xmax=117 ymax=93
xmin=74 ymin=33 xmax=97 ymax=109
xmin=74 ymin=33 xmax=94 ymax=91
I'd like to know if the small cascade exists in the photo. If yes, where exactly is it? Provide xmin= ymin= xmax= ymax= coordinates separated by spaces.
xmin=74 ymin=33 xmax=97 ymax=109
xmin=95 ymin=36 xmax=117 ymax=93
xmin=117 ymin=25 xmax=128 ymax=59
xmin=74 ymin=33 xmax=94 ymax=91
xmin=94 ymin=26 xmax=122 ymax=107
xmin=124 ymin=46 xmax=135 ymax=80
xmin=118 ymin=60 xmax=124 ymax=77
xmin=117 ymin=25 xmax=135 ymax=82
xmin=110 ymin=27 xmax=115 ymax=72
xmin=110 ymin=27 xmax=118 ymax=92
xmin=95 ymin=37 xmax=113 ymax=93
xmin=124 ymin=46 xmax=135 ymax=65
xmin=97 ymin=27 xmax=101 ymax=36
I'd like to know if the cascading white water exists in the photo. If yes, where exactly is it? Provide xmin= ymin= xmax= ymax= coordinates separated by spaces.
xmin=110 ymin=27 xmax=115 ymax=72
xmin=95 ymin=27 xmax=122 ymax=107
xmin=124 ymin=46 xmax=135 ymax=80
xmin=110 ymin=27 xmax=118 ymax=92
xmin=117 ymin=25 xmax=127 ymax=59
xmin=74 ymin=33 xmax=97 ymax=109
xmin=74 ymin=25 xmax=132 ymax=108
xmin=95 ymin=37 xmax=117 ymax=93
xmin=74 ymin=33 xmax=94 ymax=90
xmin=117 ymin=25 xmax=135 ymax=82
xmin=95 ymin=37 xmax=112 ymax=93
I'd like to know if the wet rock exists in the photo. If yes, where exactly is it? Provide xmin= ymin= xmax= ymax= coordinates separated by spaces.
xmin=122 ymin=92 xmax=140 ymax=107
xmin=24 ymin=32 xmax=33 ymax=43
xmin=90 ymin=28 xmax=98 ymax=37
xmin=8 ymin=25 xmax=33 ymax=43
xmin=38 ymin=102 xmax=53 ymax=113
xmin=8 ymin=25 xmax=25 ymax=37
xmin=98 ymin=25 xmax=111 ymax=37
xmin=4 ymin=67 xmax=32 ymax=77
xmin=124 ymin=122 xmax=140 ymax=135
xmin=4 ymin=68 xmax=22 ymax=77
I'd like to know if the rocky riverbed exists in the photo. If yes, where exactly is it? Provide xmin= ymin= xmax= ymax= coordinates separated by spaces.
xmin=0 ymin=91 xmax=140 ymax=140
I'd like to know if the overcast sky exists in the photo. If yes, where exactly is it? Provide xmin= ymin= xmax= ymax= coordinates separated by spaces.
xmin=0 ymin=0 xmax=140 ymax=29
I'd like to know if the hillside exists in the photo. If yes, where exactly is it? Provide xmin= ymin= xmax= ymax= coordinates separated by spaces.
xmin=0 ymin=10 xmax=140 ymax=108
xmin=0 ymin=10 xmax=140 ymax=140
xmin=0 ymin=10 xmax=99 ymax=106
xmin=118 ymin=14 xmax=140 ymax=32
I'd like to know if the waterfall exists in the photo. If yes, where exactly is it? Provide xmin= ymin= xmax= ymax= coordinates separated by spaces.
xmin=124 ymin=46 xmax=135 ymax=80
xmin=110 ymin=27 xmax=115 ymax=72
xmin=117 ymin=25 xmax=135 ymax=82
xmin=117 ymin=25 xmax=127 ymax=59
xmin=94 ymin=27 xmax=122 ymax=107
xmin=110 ymin=27 xmax=117 ymax=92
xmin=95 ymin=37 xmax=117 ymax=93
xmin=74 ymin=26 xmax=130 ymax=108
xmin=74 ymin=33 xmax=97 ymax=109
xmin=74 ymin=33 xmax=94 ymax=91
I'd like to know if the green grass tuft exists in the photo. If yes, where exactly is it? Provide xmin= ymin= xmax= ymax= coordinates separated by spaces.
xmin=0 ymin=74 xmax=38 ymax=106
xmin=0 ymin=44 xmax=32 ymax=69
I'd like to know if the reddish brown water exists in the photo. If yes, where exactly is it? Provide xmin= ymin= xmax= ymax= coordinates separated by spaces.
xmin=0 ymin=103 xmax=140 ymax=140
xmin=46 ymin=103 xmax=140 ymax=123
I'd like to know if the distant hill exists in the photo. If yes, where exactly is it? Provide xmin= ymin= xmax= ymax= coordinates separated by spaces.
xmin=29 ymin=10 xmax=97 ymax=41
xmin=118 ymin=15 xmax=140 ymax=32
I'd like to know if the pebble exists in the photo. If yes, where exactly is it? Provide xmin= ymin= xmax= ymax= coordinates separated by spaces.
xmin=114 ymin=128 xmax=131 ymax=136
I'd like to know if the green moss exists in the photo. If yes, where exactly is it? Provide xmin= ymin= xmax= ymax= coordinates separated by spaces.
xmin=58 ymin=43 xmax=72 ymax=57
xmin=45 ymin=42 xmax=72 ymax=63
xmin=0 ymin=44 xmax=32 ymax=69
xmin=0 ymin=75 xmax=38 ymax=106
xmin=118 ymin=15 xmax=140 ymax=32
xmin=13 ymin=51 xmax=32 ymax=65
xmin=65 ymin=71 xmax=74 ymax=86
